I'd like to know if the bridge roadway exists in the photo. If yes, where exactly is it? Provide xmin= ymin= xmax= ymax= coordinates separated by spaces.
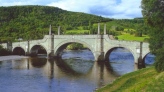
xmin=1 ymin=34 xmax=149 ymax=63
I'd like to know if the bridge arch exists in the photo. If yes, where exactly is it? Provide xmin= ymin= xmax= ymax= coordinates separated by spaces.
xmin=104 ymin=46 xmax=135 ymax=62
xmin=54 ymin=39 xmax=95 ymax=60
xmin=143 ymin=52 xmax=155 ymax=65
xmin=30 ymin=45 xmax=47 ymax=56
xmin=13 ymin=47 xmax=25 ymax=55
xmin=142 ymin=51 xmax=151 ymax=60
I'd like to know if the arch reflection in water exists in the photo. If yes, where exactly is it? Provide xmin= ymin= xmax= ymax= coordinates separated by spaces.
xmin=62 ymin=50 xmax=94 ymax=61
xmin=30 ymin=58 xmax=47 ymax=68
xmin=55 ymin=58 xmax=94 ymax=75
xmin=108 ymin=48 xmax=135 ymax=76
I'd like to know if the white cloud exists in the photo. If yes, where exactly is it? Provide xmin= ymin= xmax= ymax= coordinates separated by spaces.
xmin=0 ymin=0 xmax=142 ymax=19
xmin=0 ymin=1 xmax=32 ymax=6
xmin=47 ymin=0 xmax=116 ymax=12
xmin=47 ymin=0 xmax=142 ymax=19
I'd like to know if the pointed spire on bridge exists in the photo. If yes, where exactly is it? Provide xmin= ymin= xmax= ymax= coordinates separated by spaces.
xmin=49 ymin=25 xmax=52 ymax=35
xmin=98 ymin=23 xmax=100 ymax=35
xmin=58 ymin=26 xmax=60 ymax=35
xmin=104 ymin=24 xmax=106 ymax=35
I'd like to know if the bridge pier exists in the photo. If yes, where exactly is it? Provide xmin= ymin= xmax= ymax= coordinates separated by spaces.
xmin=25 ymin=40 xmax=30 ymax=56
xmin=94 ymin=52 xmax=105 ymax=61
xmin=137 ymin=42 xmax=145 ymax=69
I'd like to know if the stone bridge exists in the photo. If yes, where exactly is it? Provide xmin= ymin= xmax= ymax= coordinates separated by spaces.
xmin=1 ymin=24 xmax=150 ymax=63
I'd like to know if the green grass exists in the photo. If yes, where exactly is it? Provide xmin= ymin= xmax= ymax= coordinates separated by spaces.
xmin=117 ymin=33 xmax=149 ymax=42
xmin=96 ymin=67 xmax=164 ymax=92
xmin=65 ymin=29 xmax=149 ymax=42
xmin=65 ymin=30 xmax=90 ymax=34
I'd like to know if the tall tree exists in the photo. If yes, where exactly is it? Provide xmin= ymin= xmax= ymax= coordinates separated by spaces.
xmin=141 ymin=0 xmax=164 ymax=72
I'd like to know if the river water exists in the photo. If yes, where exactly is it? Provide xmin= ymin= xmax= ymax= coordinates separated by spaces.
xmin=0 ymin=49 xmax=154 ymax=92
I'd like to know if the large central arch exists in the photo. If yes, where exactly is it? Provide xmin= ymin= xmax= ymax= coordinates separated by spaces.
xmin=54 ymin=39 xmax=96 ymax=60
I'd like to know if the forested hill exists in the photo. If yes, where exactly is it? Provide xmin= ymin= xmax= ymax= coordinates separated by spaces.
xmin=0 ymin=5 xmax=111 ymax=42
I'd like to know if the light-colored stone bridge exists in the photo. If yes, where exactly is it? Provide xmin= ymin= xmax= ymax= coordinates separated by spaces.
xmin=1 ymin=24 xmax=150 ymax=63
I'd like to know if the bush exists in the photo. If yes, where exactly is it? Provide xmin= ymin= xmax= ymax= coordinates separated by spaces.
xmin=115 ymin=36 xmax=118 ymax=40
xmin=0 ymin=45 xmax=11 ymax=56
xmin=154 ymin=47 xmax=164 ymax=72
xmin=66 ymin=43 xmax=84 ymax=50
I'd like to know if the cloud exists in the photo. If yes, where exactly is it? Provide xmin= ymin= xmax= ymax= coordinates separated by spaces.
xmin=0 ymin=0 xmax=58 ymax=6
xmin=0 ymin=0 xmax=32 ymax=6
xmin=48 ymin=0 xmax=142 ymax=19
xmin=0 ymin=0 xmax=142 ymax=19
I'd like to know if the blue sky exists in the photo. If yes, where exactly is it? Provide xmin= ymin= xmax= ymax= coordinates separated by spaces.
xmin=0 ymin=0 xmax=142 ymax=19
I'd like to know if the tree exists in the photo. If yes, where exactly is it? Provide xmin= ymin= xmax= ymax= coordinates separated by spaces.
xmin=141 ymin=0 xmax=164 ymax=72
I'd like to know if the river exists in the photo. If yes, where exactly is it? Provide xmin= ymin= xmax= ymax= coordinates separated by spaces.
xmin=0 ymin=49 xmax=154 ymax=92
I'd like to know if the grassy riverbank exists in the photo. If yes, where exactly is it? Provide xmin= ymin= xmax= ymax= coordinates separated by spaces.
xmin=96 ymin=66 xmax=164 ymax=92
xmin=116 ymin=33 xmax=149 ymax=42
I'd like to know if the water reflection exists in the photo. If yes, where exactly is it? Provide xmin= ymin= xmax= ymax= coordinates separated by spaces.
xmin=62 ymin=50 xmax=94 ymax=61
xmin=0 ymin=49 xmax=155 ymax=92
xmin=55 ymin=58 xmax=94 ymax=75
xmin=48 ymin=59 xmax=55 ymax=79
xmin=30 ymin=58 xmax=47 ymax=68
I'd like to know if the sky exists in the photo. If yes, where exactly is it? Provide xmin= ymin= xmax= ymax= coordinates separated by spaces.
xmin=0 ymin=0 xmax=143 ymax=19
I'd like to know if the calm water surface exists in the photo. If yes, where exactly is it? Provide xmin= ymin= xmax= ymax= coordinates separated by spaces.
xmin=0 ymin=49 xmax=154 ymax=92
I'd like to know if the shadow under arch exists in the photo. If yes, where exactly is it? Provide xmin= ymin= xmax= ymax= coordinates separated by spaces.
xmin=54 ymin=58 xmax=94 ymax=75
xmin=104 ymin=47 xmax=135 ymax=62
xmin=54 ymin=40 xmax=95 ymax=60
xmin=104 ymin=47 xmax=135 ymax=76
xmin=13 ymin=47 xmax=25 ymax=55
xmin=30 ymin=45 xmax=47 ymax=57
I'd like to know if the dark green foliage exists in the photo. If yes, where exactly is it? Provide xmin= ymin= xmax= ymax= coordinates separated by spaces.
xmin=0 ymin=45 xmax=11 ymax=56
xmin=154 ymin=47 xmax=164 ymax=72
xmin=142 ymin=0 xmax=164 ymax=72
xmin=115 ymin=36 xmax=118 ymax=40
xmin=66 ymin=43 xmax=84 ymax=50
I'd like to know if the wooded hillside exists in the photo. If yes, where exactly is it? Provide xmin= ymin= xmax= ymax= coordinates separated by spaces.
xmin=0 ymin=5 xmax=111 ymax=42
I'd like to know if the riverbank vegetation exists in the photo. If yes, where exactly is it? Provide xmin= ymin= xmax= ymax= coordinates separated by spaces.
xmin=116 ymin=33 xmax=149 ymax=42
xmin=66 ymin=43 xmax=85 ymax=50
xmin=97 ymin=66 xmax=164 ymax=92
xmin=141 ymin=0 xmax=164 ymax=72
xmin=0 ymin=45 xmax=11 ymax=56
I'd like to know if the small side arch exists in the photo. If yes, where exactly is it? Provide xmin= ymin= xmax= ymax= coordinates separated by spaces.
xmin=142 ymin=51 xmax=151 ymax=59
xmin=13 ymin=47 xmax=25 ymax=55
xmin=104 ymin=46 xmax=135 ymax=62
xmin=142 ymin=52 xmax=155 ymax=65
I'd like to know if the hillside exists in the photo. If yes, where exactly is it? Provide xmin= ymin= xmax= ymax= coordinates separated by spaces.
xmin=0 ymin=5 xmax=149 ymax=43
xmin=0 ymin=5 xmax=111 ymax=42
xmin=97 ymin=66 xmax=164 ymax=92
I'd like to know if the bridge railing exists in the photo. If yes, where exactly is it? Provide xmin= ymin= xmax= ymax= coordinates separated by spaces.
xmin=53 ymin=35 xmax=104 ymax=39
